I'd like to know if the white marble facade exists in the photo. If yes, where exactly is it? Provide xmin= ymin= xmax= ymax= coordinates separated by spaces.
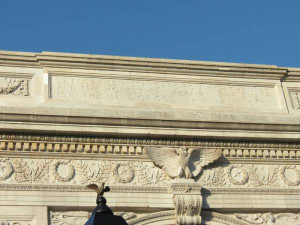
xmin=0 ymin=50 xmax=300 ymax=225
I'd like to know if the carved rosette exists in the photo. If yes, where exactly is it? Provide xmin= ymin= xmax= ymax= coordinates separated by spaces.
xmin=227 ymin=165 xmax=249 ymax=186
xmin=113 ymin=163 xmax=135 ymax=183
xmin=170 ymin=182 xmax=202 ymax=225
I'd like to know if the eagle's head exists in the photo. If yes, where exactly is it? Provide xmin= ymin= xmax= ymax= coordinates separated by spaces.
xmin=176 ymin=147 xmax=188 ymax=156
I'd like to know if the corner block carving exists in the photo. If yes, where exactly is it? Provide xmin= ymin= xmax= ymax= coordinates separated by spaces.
xmin=290 ymin=91 xmax=300 ymax=109
xmin=0 ymin=77 xmax=30 ymax=96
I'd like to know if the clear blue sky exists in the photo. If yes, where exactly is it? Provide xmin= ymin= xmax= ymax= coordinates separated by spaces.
xmin=1 ymin=0 xmax=299 ymax=67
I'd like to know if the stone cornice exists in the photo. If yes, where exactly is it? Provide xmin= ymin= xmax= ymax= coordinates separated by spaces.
xmin=284 ymin=68 xmax=300 ymax=82
xmin=0 ymin=50 xmax=289 ymax=80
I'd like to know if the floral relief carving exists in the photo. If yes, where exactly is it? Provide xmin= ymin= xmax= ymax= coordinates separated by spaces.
xmin=134 ymin=162 xmax=170 ymax=186
xmin=73 ymin=161 xmax=107 ymax=185
xmin=10 ymin=159 xmax=32 ymax=183
xmin=1 ymin=157 xmax=300 ymax=190
xmin=249 ymin=165 xmax=279 ymax=187
xmin=0 ymin=78 xmax=30 ymax=96
xmin=51 ymin=211 xmax=90 ymax=225
xmin=0 ymin=221 xmax=27 ymax=225
xmin=196 ymin=166 xmax=225 ymax=187
xmin=32 ymin=159 xmax=52 ymax=183
xmin=235 ymin=213 xmax=300 ymax=225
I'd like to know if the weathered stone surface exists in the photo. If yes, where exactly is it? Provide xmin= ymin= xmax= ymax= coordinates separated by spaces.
xmin=0 ymin=50 xmax=300 ymax=225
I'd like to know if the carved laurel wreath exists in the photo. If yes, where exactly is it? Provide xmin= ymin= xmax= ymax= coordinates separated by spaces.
xmin=113 ymin=163 xmax=135 ymax=183
xmin=280 ymin=165 xmax=300 ymax=186
xmin=227 ymin=165 xmax=249 ymax=186
xmin=52 ymin=161 xmax=75 ymax=182
xmin=0 ymin=159 xmax=14 ymax=181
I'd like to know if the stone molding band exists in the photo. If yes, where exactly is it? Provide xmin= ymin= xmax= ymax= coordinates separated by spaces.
xmin=1 ymin=134 xmax=300 ymax=160
xmin=0 ymin=184 xmax=299 ymax=196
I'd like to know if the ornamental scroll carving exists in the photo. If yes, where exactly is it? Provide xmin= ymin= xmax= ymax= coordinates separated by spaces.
xmin=170 ymin=182 xmax=202 ymax=225
xmin=0 ymin=77 xmax=30 ymax=96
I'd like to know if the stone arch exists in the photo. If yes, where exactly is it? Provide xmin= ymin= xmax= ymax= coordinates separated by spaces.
xmin=202 ymin=211 xmax=250 ymax=225
xmin=127 ymin=210 xmax=175 ymax=225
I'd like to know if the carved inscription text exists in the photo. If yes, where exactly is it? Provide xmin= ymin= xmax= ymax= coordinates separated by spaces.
xmin=51 ymin=76 xmax=276 ymax=109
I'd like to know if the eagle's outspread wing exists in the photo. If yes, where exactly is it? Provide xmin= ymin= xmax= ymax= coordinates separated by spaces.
xmin=188 ymin=148 xmax=222 ymax=177
xmin=145 ymin=147 xmax=179 ymax=178
xmin=198 ymin=148 xmax=222 ymax=167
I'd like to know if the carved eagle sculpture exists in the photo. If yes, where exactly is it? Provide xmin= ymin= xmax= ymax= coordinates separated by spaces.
xmin=145 ymin=147 xmax=222 ymax=179
xmin=87 ymin=183 xmax=110 ymax=198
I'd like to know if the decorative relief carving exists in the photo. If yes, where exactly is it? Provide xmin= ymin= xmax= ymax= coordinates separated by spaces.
xmin=52 ymin=161 xmax=75 ymax=183
xmin=0 ymin=159 xmax=13 ymax=181
xmin=1 ymin=157 xmax=300 ymax=192
xmin=235 ymin=213 xmax=300 ymax=225
xmin=202 ymin=211 xmax=250 ymax=225
xmin=170 ymin=182 xmax=202 ymax=225
xmin=73 ymin=160 xmax=109 ymax=185
xmin=134 ymin=162 xmax=170 ymax=186
xmin=10 ymin=159 xmax=32 ymax=183
xmin=51 ymin=211 xmax=90 ymax=225
xmin=145 ymin=147 xmax=221 ymax=179
xmin=113 ymin=163 xmax=135 ymax=183
xmin=0 ymin=216 xmax=32 ymax=225
xmin=197 ymin=167 xmax=225 ymax=187
xmin=0 ymin=158 xmax=171 ymax=187
xmin=0 ymin=222 xmax=22 ymax=225
xmin=0 ymin=77 xmax=30 ymax=96
xmin=227 ymin=165 xmax=249 ymax=185
xmin=249 ymin=165 xmax=279 ymax=187
xmin=50 ymin=75 xmax=276 ymax=109
xmin=280 ymin=165 xmax=300 ymax=186
xmin=197 ymin=164 xmax=300 ymax=189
